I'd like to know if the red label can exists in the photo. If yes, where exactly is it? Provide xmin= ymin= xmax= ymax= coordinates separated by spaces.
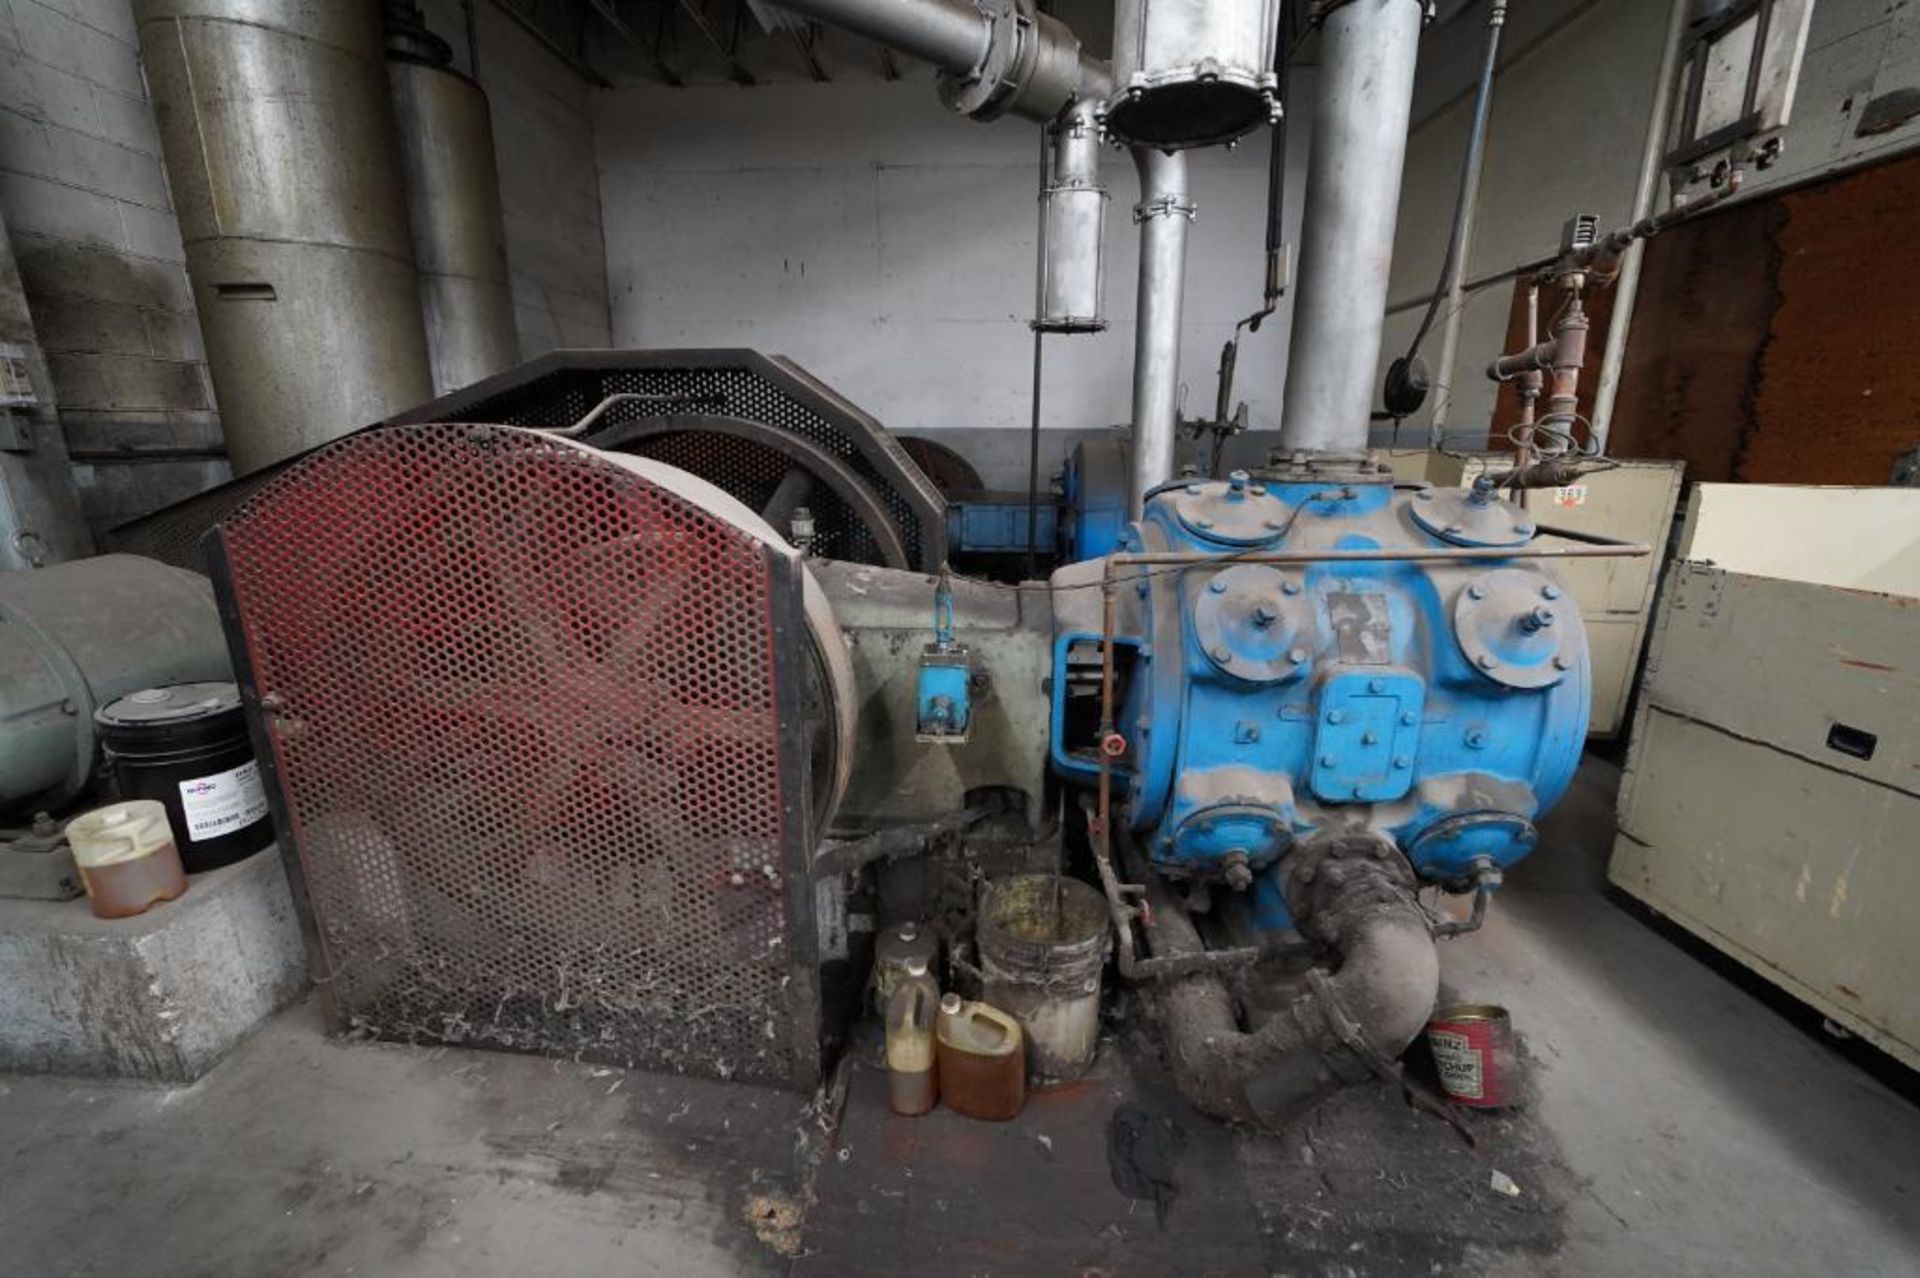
xmin=1426 ymin=1004 xmax=1516 ymax=1108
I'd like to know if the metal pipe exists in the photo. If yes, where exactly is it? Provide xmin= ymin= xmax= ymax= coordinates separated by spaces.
xmin=136 ymin=0 xmax=434 ymax=474
xmin=1424 ymin=0 xmax=1507 ymax=438
xmin=772 ymin=0 xmax=988 ymax=73
xmin=1589 ymin=0 xmax=1690 ymax=454
xmin=1128 ymin=147 xmax=1193 ymax=515
xmin=1108 ymin=536 xmax=1651 ymax=568
xmin=1278 ymin=0 xmax=1423 ymax=453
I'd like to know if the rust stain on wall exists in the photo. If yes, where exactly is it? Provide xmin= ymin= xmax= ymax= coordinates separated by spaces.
xmin=1610 ymin=150 xmax=1920 ymax=485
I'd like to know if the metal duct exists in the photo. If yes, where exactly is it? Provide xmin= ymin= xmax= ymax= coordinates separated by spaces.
xmin=387 ymin=33 xmax=520 ymax=396
xmin=1106 ymin=0 xmax=1282 ymax=149
xmin=1128 ymin=148 xmax=1193 ymax=514
xmin=1278 ymin=0 xmax=1422 ymax=453
xmin=135 ymin=0 xmax=433 ymax=475
xmin=1034 ymin=99 xmax=1107 ymax=334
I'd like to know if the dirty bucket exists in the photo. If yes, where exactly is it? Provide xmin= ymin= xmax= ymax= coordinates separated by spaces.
xmin=978 ymin=874 xmax=1110 ymax=1089
xmin=1426 ymin=1003 xmax=1517 ymax=1108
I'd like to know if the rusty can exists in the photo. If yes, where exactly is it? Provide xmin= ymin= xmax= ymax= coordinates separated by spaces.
xmin=1425 ymin=1004 xmax=1516 ymax=1108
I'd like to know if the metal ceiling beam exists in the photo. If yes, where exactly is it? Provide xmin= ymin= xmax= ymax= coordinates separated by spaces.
xmin=788 ymin=18 xmax=829 ymax=82
xmin=674 ymin=0 xmax=756 ymax=85
xmin=587 ymin=0 xmax=685 ymax=86
xmin=486 ymin=0 xmax=611 ymax=87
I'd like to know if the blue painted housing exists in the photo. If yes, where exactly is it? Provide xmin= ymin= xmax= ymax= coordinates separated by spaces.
xmin=1053 ymin=468 xmax=1589 ymax=934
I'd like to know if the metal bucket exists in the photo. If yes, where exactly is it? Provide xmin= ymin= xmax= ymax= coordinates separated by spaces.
xmin=979 ymin=874 xmax=1109 ymax=1088
xmin=1426 ymin=1003 xmax=1517 ymax=1108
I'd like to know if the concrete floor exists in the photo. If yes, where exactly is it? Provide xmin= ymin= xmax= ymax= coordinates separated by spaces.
xmin=3 ymin=758 xmax=1916 ymax=1276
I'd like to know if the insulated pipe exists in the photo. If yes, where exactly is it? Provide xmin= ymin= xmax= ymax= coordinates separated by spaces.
xmin=1278 ymin=0 xmax=1423 ymax=453
xmin=1142 ymin=869 xmax=1440 ymax=1125
xmin=1128 ymin=147 xmax=1193 ymax=515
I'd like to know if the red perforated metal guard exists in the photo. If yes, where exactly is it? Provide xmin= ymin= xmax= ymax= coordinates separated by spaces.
xmin=214 ymin=424 xmax=820 ymax=1087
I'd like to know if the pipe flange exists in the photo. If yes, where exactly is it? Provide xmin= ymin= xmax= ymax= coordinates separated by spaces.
xmin=1193 ymin=563 xmax=1313 ymax=684
xmin=1409 ymin=486 xmax=1534 ymax=547
xmin=1453 ymin=568 xmax=1571 ymax=689
xmin=938 ymin=0 xmax=1037 ymax=120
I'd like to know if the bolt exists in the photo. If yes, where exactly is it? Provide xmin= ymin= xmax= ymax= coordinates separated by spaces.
xmin=1361 ymin=732 xmax=1379 ymax=745
xmin=1553 ymin=655 xmax=1572 ymax=671
xmin=1137 ymin=583 xmax=1149 ymax=598
xmin=1185 ymin=483 xmax=1202 ymax=495
xmin=1542 ymin=584 xmax=1562 ymax=600
xmin=1195 ymin=517 xmax=1214 ymax=530
xmin=1415 ymin=489 xmax=1433 ymax=501
xmin=1478 ymin=654 xmax=1499 ymax=671
xmin=1264 ymin=517 xmax=1285 ymax=530
xmin=1320 ymin=754 xmax=1338 ymax=768
xmin=1282 ymin=579 xmax=1301 ymax=596
xmin=1353 ymin=784 xmax=1367 ymax=798
xmin=1212 ymin=646 xmax=1233 ymax=664
xmin=1393 ymin=755 xmax=1411 ymax=769
xmin=1252 ymin=603 xmax=1278 ymax=628
xmin=1517 ymin=522 xmax=1536 ymax=536
xmin=1209 ymin=577 xmax=1228 ymax=593
xmin=1223 ymin=851 xmax=1253 ymax=892
xmin=1466 ymin=729 xmax=1488 ymax=749
xmin=1401 ymin=711 xmax=1417 ymax=726
xmin=1289 ymin=647 xmax=1308 ymax=664
xmin=1368 ymin=677 xmax=1385 ymax=693
xmin=1228 ymin=469 xmax=1250 ymax=491
xmin=1468 ymin=583 xmax=1487 ymax=600
xmin=1327 ymin=709 xmax=1347 ymax=724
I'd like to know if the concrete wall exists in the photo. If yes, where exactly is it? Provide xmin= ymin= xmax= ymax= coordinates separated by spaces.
xmin=0 ymin=0 xmax=224 ymax=532
xmin=421 ymin=0 xmax=612 ymax=355
xmin=594 ymin=76 xmax=1307 ymax=464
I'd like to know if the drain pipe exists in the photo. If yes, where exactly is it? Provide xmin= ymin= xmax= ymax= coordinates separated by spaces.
xmin=1128 ymin=148 xmax=1193 ymax=514
xmin=1278 ymin=0 xmax=1424 ymax=452
xmin=1137 ymin=834 xmax=1440 ymax=1126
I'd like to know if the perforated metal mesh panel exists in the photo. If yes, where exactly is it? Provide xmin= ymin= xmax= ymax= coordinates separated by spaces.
xmin=215 ymin=423 xmax=820 ymax=1087
xmin=111 ymin=350 xmax=947 ymax=577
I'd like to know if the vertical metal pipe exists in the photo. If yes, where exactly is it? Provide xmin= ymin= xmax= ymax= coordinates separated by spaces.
xmin=136 ymin=0 xmax=432 ymax=475
xmin=1278 ymin=0 xmax=1423 ymax=453
xmin=388 ymin=55 xmax=522 ymax=394
xmin=1129 ymin=148 xmax=1193 ymax=515
xmin=1588 ymin=0 xmax=1691 ymax=455
xmin=1425 ymin=0 xmax=1506 ymax=440
xmin=1034 ymin=98 xmax=1108 ymax=333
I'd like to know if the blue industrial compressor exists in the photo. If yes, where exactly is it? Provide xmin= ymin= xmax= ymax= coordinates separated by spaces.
xmin=1054 ymin=459 xmax=1587 ymax=927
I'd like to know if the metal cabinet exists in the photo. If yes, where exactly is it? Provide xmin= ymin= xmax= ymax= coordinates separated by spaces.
xmin=1609 ymin=484 xmax=1920 ymax=1071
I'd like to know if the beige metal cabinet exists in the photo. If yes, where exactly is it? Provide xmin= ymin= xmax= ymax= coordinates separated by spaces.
xmin=1609 ymin=484 xmax=1920 ymax=1072
xmin=1425 ymin=454 xmax=1684 ymax=737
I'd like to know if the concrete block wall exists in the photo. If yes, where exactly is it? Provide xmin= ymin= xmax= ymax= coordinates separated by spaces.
xmin=594 ymin=77 xmax=1306 ymax=464
xmin=421 ymin=0 xmax=612 ymax=355
xmin=0 ymin=0 xmax=224 ymax=532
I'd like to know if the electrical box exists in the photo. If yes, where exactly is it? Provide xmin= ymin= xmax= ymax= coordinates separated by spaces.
xmin=1424 ymin=454 xmax=1683 ymax=737
xmin=1609 ymin=484 xmax=1920 ymax=1072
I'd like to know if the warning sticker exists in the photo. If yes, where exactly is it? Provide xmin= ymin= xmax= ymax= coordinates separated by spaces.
xmin=178 ymin=759 xmax=270 ymax=843
xmin=1428 ymin=1028 xmax=1484 ymax=1100
xmin=1552 ymin=484 xmax=1588 ymax=508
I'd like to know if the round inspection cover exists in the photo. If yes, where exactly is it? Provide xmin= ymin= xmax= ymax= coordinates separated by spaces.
xmin=1410 ymin=487 xmax=1536 ymax=547
xmin=1194 ymin=563 xmax=1313 ymax=684
xmin=1454 ymin=568 xmax=1572 ymax=690
xmin=1172 ymin=480 xmax=1289 ymax=547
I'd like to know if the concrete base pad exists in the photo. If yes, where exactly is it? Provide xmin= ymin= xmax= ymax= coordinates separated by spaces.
xmin=0 ymin=847 xmax=308 ymax=1082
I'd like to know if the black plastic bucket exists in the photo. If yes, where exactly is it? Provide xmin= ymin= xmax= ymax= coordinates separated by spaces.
xmin=96 ymin=681 xmax=272 ymax=873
